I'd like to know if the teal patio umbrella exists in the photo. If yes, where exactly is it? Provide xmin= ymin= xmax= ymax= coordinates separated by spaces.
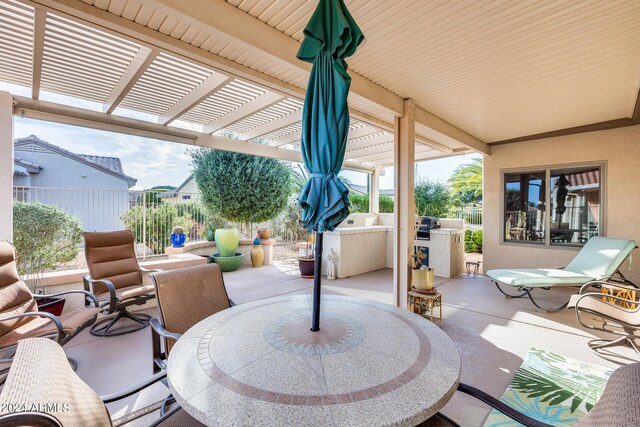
xmin=297 ymin=0 xmax=363 ymax=331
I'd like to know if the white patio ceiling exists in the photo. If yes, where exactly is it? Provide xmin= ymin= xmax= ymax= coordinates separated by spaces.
xmin=0 ymin=0 xmax=462 ymax=172
xmin=2 ymin=1 xmax=638 ymax=169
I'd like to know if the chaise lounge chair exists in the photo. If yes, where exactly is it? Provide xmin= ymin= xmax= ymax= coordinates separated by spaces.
xmin=487 ymin=236 xmax=637 ymax=312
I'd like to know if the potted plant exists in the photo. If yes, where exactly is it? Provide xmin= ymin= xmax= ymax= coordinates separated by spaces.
xmin=170 ymin=226 xmax=186 ymax=247
xmin=257 ymin=228 xmax=271 ymax=240
xmin=24 ymin=257 xmax=66 ymax=316
xmin=298 ymin=232 xmax=315 ymax=278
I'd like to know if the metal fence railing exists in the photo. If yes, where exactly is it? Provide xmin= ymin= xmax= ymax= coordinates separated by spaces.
xmin=13 ymin=187 xmax=212 ymax=260
xmin=448 ymin=206 xmax=483 ymax=226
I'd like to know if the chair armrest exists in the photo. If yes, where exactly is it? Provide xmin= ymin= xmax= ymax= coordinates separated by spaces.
xmin=0 ymin=312 xmax=64 ymax=341
xmin=580 ymin=281 xmax=639 ymax=295
xmin=33 ymin=290 xmax=99 ymax=308
xmin=83 ymin=275 xmax=117 ymax=313
xmin=100 ymin=371 xmax=167 ymax=404
xmin=576 ymin=292 xmax=639 ymax=311
xmin=457 ymin=383 xmax=554 ymax=427
xmin=150 ymin=318 xmax=182 ymax=341
xmin=140 ymin=267 xmax=162 ymax=273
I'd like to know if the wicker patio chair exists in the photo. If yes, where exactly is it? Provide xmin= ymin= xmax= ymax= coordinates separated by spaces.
xmin=574 ymin=280 xmax=640 ymax=361
xmin=422 ymin=363 xmax=640 ymax=427
xmin=0 ymin=338 xmax=205 ymax=426
xmin=0 ymin=241 xmax=100 ymax=369
xmin=83 ymin=230 xmax=158 ymax=336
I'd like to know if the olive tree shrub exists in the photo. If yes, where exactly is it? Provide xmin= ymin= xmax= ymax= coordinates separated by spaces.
xmin=12 ymin=201 xmax=83 ymax=281
xmin=190 ymin=148 xmax=291 ymax=236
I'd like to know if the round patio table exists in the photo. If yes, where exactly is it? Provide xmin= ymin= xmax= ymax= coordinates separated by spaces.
xmin=167 ymin=295 xmax=461 ymax=427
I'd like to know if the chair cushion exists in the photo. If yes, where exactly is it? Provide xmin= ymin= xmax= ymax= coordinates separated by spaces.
xmin=98 ymin=284 xmax=155 ymax=301
xmin=0 ymin=307 xmax=101 ymax=348
xmin=84 ymin=231 xmax=143 ymax=294
xmin=487 ymin=268 xmax=593 ymax=287
xmin=0 ymin=242 xmax=38 ymax=336
xmin=0 ymin=338 xmax=112 ymax=426
xmin=153 ymin=264 xmax=230 ymax=354
xmin=564 ymin=236 xmax=637 ymax=278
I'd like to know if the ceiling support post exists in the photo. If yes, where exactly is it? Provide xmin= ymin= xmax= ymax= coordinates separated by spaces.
xmin=393 ymin=99 xmax=415 ymax=309
xmin=0 ymin=92 xmax=15 ymax=241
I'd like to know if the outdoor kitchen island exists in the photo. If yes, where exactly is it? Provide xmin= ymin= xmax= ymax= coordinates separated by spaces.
xmin=321 ymin=214 xmax=465 ymax=279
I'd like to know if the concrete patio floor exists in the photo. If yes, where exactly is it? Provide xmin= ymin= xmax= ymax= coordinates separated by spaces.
xmin=63 ymin=261 xmax=637 ymax=426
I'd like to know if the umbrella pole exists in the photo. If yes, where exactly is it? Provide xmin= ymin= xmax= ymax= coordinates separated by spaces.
xmin=311 ymin=230 xmax=323 ymax=332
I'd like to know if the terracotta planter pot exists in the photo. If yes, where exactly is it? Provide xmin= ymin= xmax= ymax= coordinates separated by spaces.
xmin=298 ymin=257 xmax=315 ymax=278
xmin=37 ymin=297 xmax=66 ymax=316
xmin=257 ymin=229 xmax=271 ymax=240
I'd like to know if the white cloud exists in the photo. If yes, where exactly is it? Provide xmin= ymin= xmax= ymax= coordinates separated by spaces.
xmin=14 ymin=118 xmax=193 ymax=190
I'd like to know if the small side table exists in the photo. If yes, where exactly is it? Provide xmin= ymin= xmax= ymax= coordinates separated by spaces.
xmin=408 ymin=290 xmax=443 ymax=328
xmin=465 ymin=261 xmax=481 ymax=277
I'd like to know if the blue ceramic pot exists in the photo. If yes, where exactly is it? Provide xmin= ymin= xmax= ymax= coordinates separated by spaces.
xmin=170 ymin=233 xmax=186 ymax=247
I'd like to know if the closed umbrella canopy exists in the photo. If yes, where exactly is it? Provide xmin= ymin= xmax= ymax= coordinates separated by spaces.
xmin=297 ymin=0 xmax=363 ymax=332
xmin=297 ymin=0 xmax=364 ymax=233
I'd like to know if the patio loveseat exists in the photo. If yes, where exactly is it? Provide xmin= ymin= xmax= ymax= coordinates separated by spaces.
xmin=487 ymin=236 xmax=637 ymax=312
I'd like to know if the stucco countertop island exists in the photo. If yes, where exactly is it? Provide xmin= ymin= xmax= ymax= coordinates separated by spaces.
xmin=167 ymin=295 xmax=461 ymax=426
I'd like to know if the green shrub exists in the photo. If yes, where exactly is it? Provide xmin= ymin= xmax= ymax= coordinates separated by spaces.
xmin=12 ymin=201 xmax=83 ymax=279
xmin=190 ymin=147 xmax=291 ymax=234
xmin=415 ymin=179 xmax=452 ymax=218
xmin=348 ymin=193 xmax=394 ymax=213
xmin=121 ymin=204 xmax=193 ymax=255
xmin=464 ymin=228 xmax=483 ymax=253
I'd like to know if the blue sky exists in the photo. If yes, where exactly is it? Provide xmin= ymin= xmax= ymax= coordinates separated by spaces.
xmin=5 ymin=82 xmax=479 ymax=190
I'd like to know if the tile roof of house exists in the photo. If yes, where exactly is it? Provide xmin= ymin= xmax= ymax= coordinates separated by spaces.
xmin=156 ymin=173 xmax=194 ymax=198
xmin=13 ymin=156 xmax=42 ymax=173
xmin=13 ymin=165 xmax=29 ymax=177
xmin=14 ymin=135 xmax=137 ymax=187
xmin=79 ymin=154 xmax=124 ymax=174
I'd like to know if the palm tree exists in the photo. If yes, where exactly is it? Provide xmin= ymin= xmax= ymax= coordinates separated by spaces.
xmin=448 ymin=157 xmax=483 ymax=201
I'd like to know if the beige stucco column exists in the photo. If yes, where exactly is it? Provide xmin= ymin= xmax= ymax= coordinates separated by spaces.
xmin=0 ymin=92 xmax=13 ymax=242
xmin=369 ymin=167 xmax=380 ymax=214
xmin=393 ymin=99 xmax=416 ymax=309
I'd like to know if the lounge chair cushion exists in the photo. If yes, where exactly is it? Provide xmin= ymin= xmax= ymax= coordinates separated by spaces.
xmin=488 ymin=237 xmax=637 ymax=288
xmin=487 ymin=268 xmax=593 ymax=287
xmin=564 ymin=236 xmax=637 ymax=277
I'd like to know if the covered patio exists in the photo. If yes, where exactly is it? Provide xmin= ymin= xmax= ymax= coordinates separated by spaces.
xmin=0 ymin=0 xmax=639 ymax=426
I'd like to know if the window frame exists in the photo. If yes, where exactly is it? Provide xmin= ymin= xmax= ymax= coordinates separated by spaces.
xmin=500 ymin=161 xmax=606 ymax=249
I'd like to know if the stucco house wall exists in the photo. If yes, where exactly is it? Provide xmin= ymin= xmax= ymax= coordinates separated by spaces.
xmin=15 ymin=149 xmax=131 ymax=190
xmin=13 ymin=136 xmax=136 ymax=232
xmin=483 ymin=125 xmax=640 ymax=284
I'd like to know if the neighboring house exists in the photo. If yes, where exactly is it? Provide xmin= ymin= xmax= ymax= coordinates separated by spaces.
xmin=349 ymin=184 xmax=394 ymax=198
xmin=12 ymin=135 xmax=137 ymax=232
xmin=157 ymin=174 xmax=199 ymax=204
